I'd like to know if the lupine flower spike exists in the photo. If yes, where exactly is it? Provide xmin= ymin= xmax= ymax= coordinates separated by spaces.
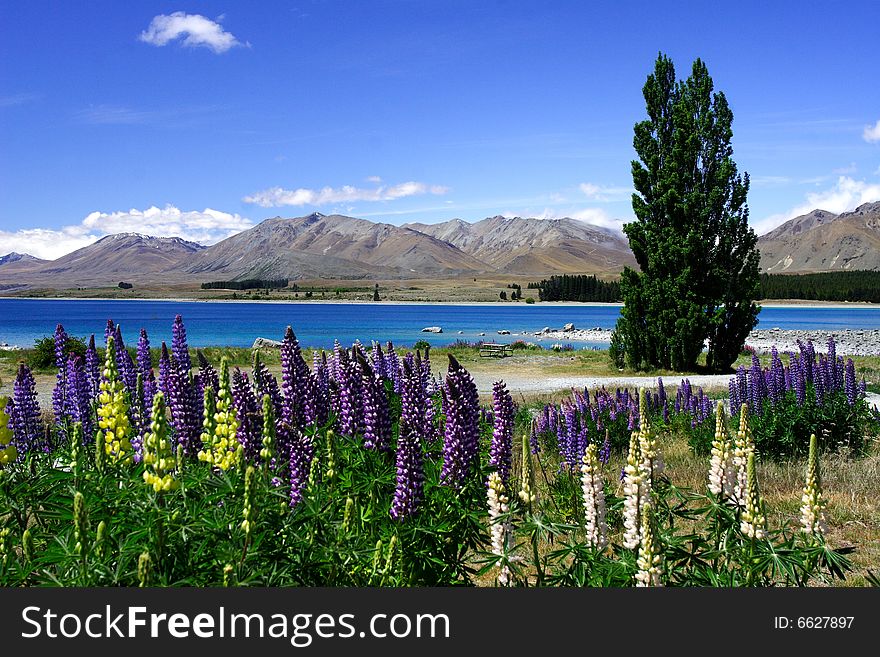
xmin=622 ymin=428 xmax=644 ymax=550
xmin=800 ymin=434 xmax=828 ymax=538
xmin=518 ymin=434 xmax=537 ymax=508
xmin=0 ymin=397 xmax=17 ymax=466
xmin=634 ymin=504 xmax=662 ymax=587
xmin=142 ymin=393 xmax=178 ymax=493
xmin=740 ymin=452 xmax=767 ymax=540
xmin=197 ymin=358 xmax=242 ymax=471
xmin=486 ymin=471 xmax=511 ymax=585
xmin=708 ymin=400 xmax=735 ymax=498
xmin=97 ymin=336 xmax=133 ymax=465
xmin=581 ymin=443 xmax=608 ymax=551
xmin=732 ymin=403 xmax=752 ymax=507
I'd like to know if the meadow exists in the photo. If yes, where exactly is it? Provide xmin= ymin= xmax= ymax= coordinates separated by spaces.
xmin=0 ymin=316 xmax=878 ymax=586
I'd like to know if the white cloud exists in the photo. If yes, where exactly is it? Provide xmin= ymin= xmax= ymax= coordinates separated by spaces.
xmin=753 ymin=176 xmax=880 ymax=235
xmin=365 ymin=175 xmax=383 ymax=183
xmin=863 ymin=119 xmax=880 ymax=143
xmin=139 ymin=12 xmax=246 ymax=54
xmin=243 ymin=181 xmax=449 ymax=207
xmin=578 ymin=182 xmax=632 ymax=202
xmin=0 ymin=205 xmax=252 ymax=261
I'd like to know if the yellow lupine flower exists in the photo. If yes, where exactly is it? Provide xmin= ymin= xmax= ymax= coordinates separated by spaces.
xmin=142 ymin=392 xmax=178 ymax=493
xmin=97 ymin=337 xmax=132 ymax=466
xmin=197 ymin=359 xmax=241 ymax=470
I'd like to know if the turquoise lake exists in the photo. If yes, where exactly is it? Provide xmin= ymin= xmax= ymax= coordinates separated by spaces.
xmin=1 ymin=299 xmax=879 ymax=350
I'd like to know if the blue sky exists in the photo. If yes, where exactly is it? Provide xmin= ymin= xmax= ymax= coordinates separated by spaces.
xmin=1 ymin=0 xmax=879 ymax=259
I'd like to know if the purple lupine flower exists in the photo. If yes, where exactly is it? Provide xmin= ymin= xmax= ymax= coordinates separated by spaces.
xmin=385 ymin=341 xmax=401 ymax=393
xmin=488 ymin=380 xmax=515 ymax=488
xmin=85 ymin=334 xmax=100 ymax=399
xmin=305 ymin=350 xmax=330 ymax=427
xmin=358 ymin=354 xmax=392 ymax=451
xmin=844 ymin=358 xmax=857 ymax=406
xmin=136 ymin=328 xmax=156 ymax=411
xmin=415 ymin=350 xmax=437 ymax=444
xmin=112 ymin=324 xmax=138 ymax=400
xmin=232 ymin=368 xmax=262 ymax=463
xmin=729 ymin=377 xmax=740 ymax=415
xmin=599 ymin=430 xmax=611 ymax=465
xmin=802 ymin=340 xmax=816 ymax=384
xmin=51 ymin=324 xmax=71 ymax=441
xmin=440 ymin=354 xmax=481 ymax=487
xmin=11 ymin=363 xmax=44 ymax=455
xmin=748 ymin=355 xmax=765 ymax=416
xmin=826 ymin=337 xmax=837 ymax=391
xmin=280 ymin=326 xmax=310 ymax=429
xmin=197 ymin=350 xmax=219 ymax=394
xmin=252 ymin=352 xmax=283 ymax=420
xmin=157 ymin=342 xmax=171 ymax=397
xmin=64 ymin=355 xmax=94 ymax=444
xmin=814 ymin=361 xmax=825 ymax=406
xmin=390 ymin=357 xmax=426 ymax=519
xmin=370 ymin=341 xmax=387 ymax=380
xmin=336 ymin=348 xmax=364 ymax=438
xmin=791 ymin=354 xmax=806 ymax=406
xmin=163 ymin=343 xmax=202 ymax=457
xmin=171 ymin=315 xmax=193 ymax=374
xmin=288 ymin=425 xmax=313 ymax=510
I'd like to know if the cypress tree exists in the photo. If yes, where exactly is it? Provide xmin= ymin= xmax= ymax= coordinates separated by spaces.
xmin=612 ymin=53 xmax=759 ymax=372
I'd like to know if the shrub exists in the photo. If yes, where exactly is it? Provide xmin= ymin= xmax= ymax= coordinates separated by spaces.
xmin=27 ymin=335 xmax=88 ymax=370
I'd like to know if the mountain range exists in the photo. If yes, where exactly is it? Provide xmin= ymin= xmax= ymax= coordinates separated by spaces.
xmin=1 ymin=204 xmax=878 ymax=290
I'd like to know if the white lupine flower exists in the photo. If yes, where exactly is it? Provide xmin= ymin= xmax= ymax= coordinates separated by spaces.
xmin=731 ymin=403 xmax=753 ymax=507
xmin=740 ymin=452 xmax=767 ymax=540
xmin=708 ymin=401 xmax=734 ymax=497
xmin=634 ymin=503 xmax=663 ymax=587
xmin=800 ymin=434 xmax=828 ymax=538
xmin=487 ymin=471 xmax=512 ymax=585
xmin=638 ymin=388 xmax=663 ymax=480
xmin=581 ymin=444 xmax=608 ymax=551
xmin=622 ymin=429 xmax=643 ymax=550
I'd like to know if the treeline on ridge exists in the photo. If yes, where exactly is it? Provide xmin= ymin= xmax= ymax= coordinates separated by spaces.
xmin=528 ymin=274 xmax=622 ymax=302
xmin=759 ymin=270 xmax=880 ymax=303
xmin=200 ymin=279 xmax=289 ymax=290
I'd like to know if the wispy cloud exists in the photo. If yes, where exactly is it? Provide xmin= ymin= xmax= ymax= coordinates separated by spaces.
xmin=73 ymin=103 xmax=219 ymax=127
xmin=863 ymin=120 xmax=880 ymax=143
xmin=243 ymin=181 xmax=449 ymax=208
xmin=578 ymin=182 xmax=632 ymax=202
xmin=139 ymin=12 xmax=247 ymax=54
xmin=0 ymin=92 xmax=38 ymax=108
xmin=0 ymin=205 xmax=252 ymax=260
xmin=752 ymin=175 xmax=880 ymax=236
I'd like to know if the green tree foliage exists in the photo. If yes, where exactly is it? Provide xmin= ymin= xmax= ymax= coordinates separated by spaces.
xmin=759 ymin=271 xmax=880 ymax=303
xmin=200 ymin=279 xmax=289 ymax=290
xmin=612 ymin=54 xmax=760 ymax=372
xmin=529 ymin=274 xmax=621 ymax=302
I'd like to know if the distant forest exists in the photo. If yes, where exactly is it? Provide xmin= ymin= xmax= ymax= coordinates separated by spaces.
xmin=200 ymin=278 xmax=289 ymax=290
xmin=759 ymin=271 xmax=880 ymax=303
xmin=528 ymin=274 xmax=622 ymax=302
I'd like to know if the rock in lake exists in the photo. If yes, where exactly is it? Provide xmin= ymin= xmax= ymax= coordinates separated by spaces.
xmin=562 ymin=323 xmax=575 ymax=332
xmin=422 ymin=326 xmax=443 ymax=333
xmin=252 ymin=337 xmax=282 ymax=349
xmin=497 ymin=329 xmax=511 ymax=335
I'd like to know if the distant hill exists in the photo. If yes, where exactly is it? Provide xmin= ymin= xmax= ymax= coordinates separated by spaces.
xmin=3 ymin=204 xmax=879 ymax=291
xmin=0 ymin=252 xmax=44 ymax=267
xmin=180 ymin=213 xmax=489 ymax=280
xmin=0 ymin=234 xmax=205 ymax=288
xmin=758 ymin=202 xmax=880 ymax=273
xmin=404 ymin=215 xmax=636 ymax=274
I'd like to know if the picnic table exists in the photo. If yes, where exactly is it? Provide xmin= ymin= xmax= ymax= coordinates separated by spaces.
xmin=479 ymin=343 xmax=513 ymax=358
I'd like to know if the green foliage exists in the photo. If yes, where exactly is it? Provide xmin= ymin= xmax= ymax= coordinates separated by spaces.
xmin=28 ymin=334 xmax=88 ymax=370
xmin=759 ymin=270 xmax=880 ymax=303
xmin=529 ymin=274 xmax=621 ymax=302
xmin=201 ymin=279 xmax=289 ymax=290
xmin=751 ymin=390 xmax=874 ymax=459
xmin=613 ymin=53 xmax=760 ymax=373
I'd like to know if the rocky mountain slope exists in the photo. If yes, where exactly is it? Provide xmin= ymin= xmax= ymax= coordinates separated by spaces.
xmin=758 ymin=202 xmax=880 ymax=273
xmin=404 ymin=215 xmax=636 ymax=274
